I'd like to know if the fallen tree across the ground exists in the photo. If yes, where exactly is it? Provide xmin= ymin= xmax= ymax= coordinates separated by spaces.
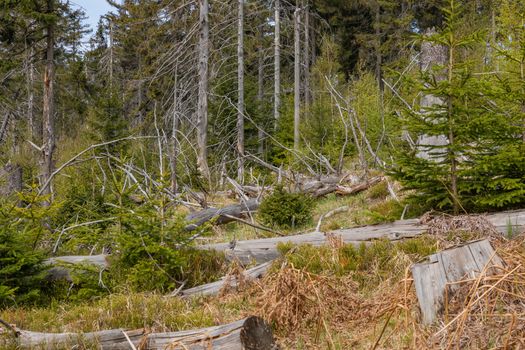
xmin=44 ymin=254 xmax=109 ymax=281
xmin=185 ymin=198 xmax=260 ymax=231
xmin=185 ymin=176 xmax=383 ymax=231
xmin=3 ymin=316 xmax=277 ymax=350
xmin=201 ymin=210 xmax=525 ymax=264
xmin=169 ymin=261 xmax=274 ymax=298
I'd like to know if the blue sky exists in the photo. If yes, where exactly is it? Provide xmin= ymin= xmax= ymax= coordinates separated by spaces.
xmin=72 ymin=0 xmax=114 ymax=32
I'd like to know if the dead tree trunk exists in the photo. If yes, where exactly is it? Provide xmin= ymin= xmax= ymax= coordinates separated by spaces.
xmin=170 ymin=261 xmax=273 ymax=298
xmin=10 ymin=316 xmax=277 ymax=350
xmin=237 ymin=0 xmax=245 ymax=182
xmin=41 ymin=0 xmax=56 ymax=204
xmin=273 ymin=0 xmax=281 ymax=127
xmin=171 ymin=64 xmax=180 ymax=193
xmin=197 ymin=0 xmax=210 ymax=182
xmin=293 ymin=5 xmax=301 ymax=151
xmin=303 ymin=1 xmax=311 ymax=106
xmin=202 ymin=210 xmax=525 ymax=264
xmin=185 ymin=198 xmax=260 ymax=231
xmin=257 ymin=25 xmax=265 ymax=155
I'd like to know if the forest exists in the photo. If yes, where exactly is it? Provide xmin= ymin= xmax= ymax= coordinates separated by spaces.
xmin=1 ymin=0 xmax=525 ymax=348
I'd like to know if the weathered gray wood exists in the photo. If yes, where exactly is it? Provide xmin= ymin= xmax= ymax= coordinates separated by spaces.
xmin=411 ymin=239 xmax=504 ymax=325
xmin=185 ymin=198 xmax=260 ymax=231
xmin=202 ymin=210 xmax=525 ymax=264
xmin=44 ymin=255 xmax=109 ymax=281
xmin=171 ymin=261 xmax=273 ymax=298
xmin=11 ymin=316 xmax=276 ymax=350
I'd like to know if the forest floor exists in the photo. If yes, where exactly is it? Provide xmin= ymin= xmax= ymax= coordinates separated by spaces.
xmin=2 ymin=181 xmax=524 ymax=349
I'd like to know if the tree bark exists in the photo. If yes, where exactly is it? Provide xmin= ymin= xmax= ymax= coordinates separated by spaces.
xmin=41 ymin=0 xmax=56 ymax=204
xmin=170 ymin=261 xmax=273 ymax=298
xmin=197 ymin=0 xmax=210 ymax=182
xmin=293 ymin=5 xmax=301 ymax=151
xmin=273 ymin=0 xmax=280 ymax=127
xmin=202 ymin=210 xmax=525 ymax=264
xmin=237 ymin=0 xmax=245 ymax=182
xmin=11 ymin=316 xmax=277 ymax=350
xmin=257 ymin=25 xmax=265 ymax=155
xmin=303 ymin=1 xmax=311 ymax=106
xmin=185 ymin=198 xmax=260 ymax=231
xmin=171 ymin=64 xmax=180 ymax=193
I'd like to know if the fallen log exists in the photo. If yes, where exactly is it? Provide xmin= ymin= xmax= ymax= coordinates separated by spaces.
xmin=7 ymin=316 xmax=276 ymax=350
xmin=44 ymin=254 xmax=109 ymax=281
xmin=201 ymin=210 xmax=525 ymax=264
xmin=185 ymin=177 xmax=381 ymax=230
xmin=170 ymin=261 xmax=273 ymax=298
xmin=412 ymin=239 xmax=504 ymax=325
xmin=185 ymin=198 xmax=260 ymax=231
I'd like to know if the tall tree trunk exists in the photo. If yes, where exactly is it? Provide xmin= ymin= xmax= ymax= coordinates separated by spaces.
xmin=27 ymin=45 xmax=35 ymax=141
xmin=303 ymin=1 xmax=311 ymax=106
xmin=237 ymin=0 xmax=245 ymax=183
xmin=197 ymin=0 xmax=210 ymax=181
xmin=257 ymin=25 xmax=265 ymax=155
xmin=273 ymin=0 xmax=280 ymax=127
xmin=374 ymin=2 xmax=383 ymax=92
xmin=171 ymin=65 xmax=179 ymax=193
xmin=293 ymin=5 xmax=301 ymax=151
xmin=41 ymin=0 xmax=55 ymax=204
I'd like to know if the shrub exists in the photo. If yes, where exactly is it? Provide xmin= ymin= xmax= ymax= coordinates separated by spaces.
xmin=258 ymin=186 xmax=314 ymax=229
xmin=112 ymin=204 xmax=224 ymax=292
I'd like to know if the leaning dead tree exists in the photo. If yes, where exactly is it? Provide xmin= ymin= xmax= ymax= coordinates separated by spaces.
xmin=5 ymin=316 xmax=277 ymax=350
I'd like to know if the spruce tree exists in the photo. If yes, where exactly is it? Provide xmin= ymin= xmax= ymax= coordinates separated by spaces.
xmin=391 ymin=0 xmax=505 ymax=212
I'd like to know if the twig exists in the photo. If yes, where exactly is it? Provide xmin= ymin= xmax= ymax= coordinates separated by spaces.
xmin=222 ymin=214 xmax=285 ymax=237
xmin=121 ymin=330 xmax=138 ymax=350
xmin=316 ymin=206 xmax=349 ymax=232
xmin=0 ymin=318 xmax=19 ymax=337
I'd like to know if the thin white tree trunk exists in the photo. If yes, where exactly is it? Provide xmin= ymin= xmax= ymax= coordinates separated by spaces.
xmin=197 ymin=0 xmax=210 ymax=181
xmin=41 ymin=0 xmax=55 ymax=204
xmin=273 ymin=0 xmax=280 ymax=127
xmin=237 ymin=0 xmax=245 ymax=182
xmin=303 ymin=1 xmax=310 ymax=106
xmin=293 ymin=5 xmax=301 ymax=151
xmin=171 ymin=64 xmax=179 ymax=193
xmin=257 ymin=26 xmax=265 ymax=155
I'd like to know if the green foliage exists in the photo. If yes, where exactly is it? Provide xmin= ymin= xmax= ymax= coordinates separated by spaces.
xmin=258 ymin=186 xmax=314 ymax=230
xmin=112 ymin=204 xmax=223 ymax=293
xmin=0 ymin=191 xmax=59 ymax=306
xmin=277 ymin=236 xmax=438 ymax=289
xmin=392 ymin=0 xmax=524 ymax=212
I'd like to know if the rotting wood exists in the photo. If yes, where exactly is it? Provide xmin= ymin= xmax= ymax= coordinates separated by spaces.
xmin=202 ymin=210 xmax=525 ymax=264
xmin=169 ymin=261 xmax=273 ymax=298
xmin=6 ymin=316 xmax=277 ymax=350
xmin=411 ymin=239 xmax=504 ymax=325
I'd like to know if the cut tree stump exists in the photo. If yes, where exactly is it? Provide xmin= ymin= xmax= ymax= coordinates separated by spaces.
xmin=411 ymin=239 xmax=504 ymax=325
xmin=202 ymin=210 xmax=525 ymax=264
xmin=9 ymin=316 xmax=277 ymax=350
xmin=170 ymin=261 xmax=273 ymax=298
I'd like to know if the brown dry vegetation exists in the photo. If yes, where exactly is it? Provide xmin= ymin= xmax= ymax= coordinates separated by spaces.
xmin=2 ymin=189 xmax=525 ymax=349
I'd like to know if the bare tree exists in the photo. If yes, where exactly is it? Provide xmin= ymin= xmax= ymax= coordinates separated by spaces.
xmin=293 ymin=4 xmax=301 ymax=151
xmin=41 ymin=0 xmax=56 ymax=203
xmin=257 ymin=24 xmax=265 ymax=155
xmin=237 ymin=0 xmax=245 ymax=182
xmin=273 ymin=0 xmax=280 ymax=126
xmin=303 ymin=1 xmax=311 ymax=106
xmin=197 ymin=0 xmax=210 ymax=181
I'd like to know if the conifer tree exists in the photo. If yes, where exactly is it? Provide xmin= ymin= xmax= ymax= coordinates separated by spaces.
xmin=392 ymin=0 xmax=495 ymax=212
